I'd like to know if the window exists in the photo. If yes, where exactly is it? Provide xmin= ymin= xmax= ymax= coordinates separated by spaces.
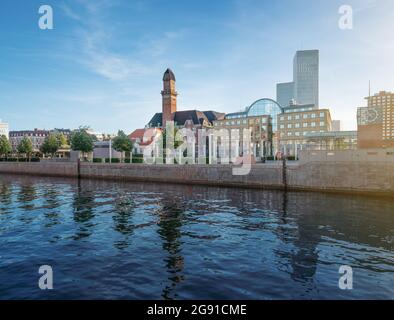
xmin=311 ymin=113 xmax=316 ymax=118
xmin=320 ymin=122 xmax=325 ymax=127
xmin=295 ymin=123 xmax=300 ymax=128
xmin=311 ymin=122 xmax=316 ymax=127
xmin=280 ymin=124 xmax=285 ymax=129
xmin=287 ymin=124 xmax=292 ymax=129
xmin=295 ymin=115 xmax=300 ymax=120
xmin=303 ymin=114 xmax=308 ymax=119
xmin=303 ymin=123 xmax=308 ymax=128
xmin=320 ymin=112 xmax=325 ymax=117
xmin=287 ymin=116 xmax=292 ymax=121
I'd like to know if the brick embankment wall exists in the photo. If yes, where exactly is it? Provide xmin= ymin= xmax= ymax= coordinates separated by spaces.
xmin=1 ymin=161 xmax=393 ymax=194
xmin=287 ymin=161 xmax=394 ymax=194
xmin=80 ymin=163 xmax=284 ymax=190
xmin=0 ymin=162 xmax=78 ymax=178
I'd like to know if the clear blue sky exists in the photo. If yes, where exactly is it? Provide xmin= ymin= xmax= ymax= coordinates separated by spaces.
xmin=1 ymin=0 xmax=393 ymax=133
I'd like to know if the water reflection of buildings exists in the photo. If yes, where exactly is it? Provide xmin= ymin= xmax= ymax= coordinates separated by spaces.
xmin=72 ymin=182 xmax=96 ymax=240
xmin=157 ymin=198 xmax=186 ymax=300
xmin=1 ymin=174 xmax=393 ymax=298
xmin=112 ymin=193 xmax=136 ymax=250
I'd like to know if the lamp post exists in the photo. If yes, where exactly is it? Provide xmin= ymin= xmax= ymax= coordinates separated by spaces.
xmin=109 ymin=139 xmax=112 ymax=164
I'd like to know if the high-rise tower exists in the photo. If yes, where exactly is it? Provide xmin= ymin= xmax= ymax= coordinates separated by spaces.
xmin=293 ymin=50 xmax=319 ymax=108
xmin=276 ymin=50 xmax=319 ymax=109
xmin=161 ymin=68 xmax=178 ymax=127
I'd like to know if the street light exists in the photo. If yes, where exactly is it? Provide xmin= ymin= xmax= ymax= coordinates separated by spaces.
xmin=109 ymin=139 xmax=112 ymax=164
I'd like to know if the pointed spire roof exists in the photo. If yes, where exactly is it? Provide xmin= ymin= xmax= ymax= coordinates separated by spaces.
xmin=163 ymin=68 xmax=176 ymax=81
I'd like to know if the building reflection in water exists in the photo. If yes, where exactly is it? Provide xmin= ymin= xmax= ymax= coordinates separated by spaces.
xmin=72 ymin=181 xmax=96 ymax=240
xmin=112 ymin=192 xmax=136 ymax=250
xmin=41 ymin=185 xmax=62 ymax=228
xmin=0 ymin=174 xmax=392 ymax=299
xmin=14 ymin=183 xmax=37 ymax=225
xmin=156 ymin=197 xmax=186 ymax=300
xmin=0 ymin=183 xmax=12 ymax=208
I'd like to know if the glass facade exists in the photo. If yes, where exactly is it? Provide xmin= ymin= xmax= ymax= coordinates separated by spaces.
xmin=293 ymin=50 xmax=319 ymax=108
xmin=225 ymin=98 xmax=283 ymax=132
xmin=276 ymin=82 xmax=294 ymax=108
xmin=246 ymin=99 xmax=283 ymax=132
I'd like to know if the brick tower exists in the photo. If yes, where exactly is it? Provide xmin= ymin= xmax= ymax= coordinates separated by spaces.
xmin=161 ymin=68 xmax=178 ymax=127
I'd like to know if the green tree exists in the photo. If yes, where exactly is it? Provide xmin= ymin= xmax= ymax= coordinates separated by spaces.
xmin=40 ymin=134 xmax=60 ymax=157
xmin=112 ymin=130 xmax=133 ymax=162
xmin=71 ymin=129 xmax=94 ymax=153
xmin=0 ymin=135 xmax=11 ymax=158
xmin=17 ymin=136 xmax=33 ymax=160
xmin=56 ymin=133 xmax=69 ymax=147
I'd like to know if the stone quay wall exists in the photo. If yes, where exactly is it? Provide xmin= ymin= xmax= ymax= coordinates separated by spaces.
xmin=0 ymin=160 xmax=393 ymax=195
xmin=0 ymin=161 xmax=78 ymax=178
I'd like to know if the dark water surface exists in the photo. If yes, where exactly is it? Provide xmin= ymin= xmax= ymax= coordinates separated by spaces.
xmin=0 ymin=174 xmax=393 ymax=300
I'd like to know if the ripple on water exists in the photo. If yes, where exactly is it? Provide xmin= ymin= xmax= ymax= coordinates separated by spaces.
xmin=0 ymin=175 xmax=393 ymax=300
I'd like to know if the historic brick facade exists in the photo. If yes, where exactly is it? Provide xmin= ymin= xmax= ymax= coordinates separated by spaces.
xmin=161 ymin=68 xmax=178 ymax=127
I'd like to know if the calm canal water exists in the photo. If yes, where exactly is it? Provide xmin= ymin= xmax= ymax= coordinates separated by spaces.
xmin=0 ymin=174 xmax=393 ymax=300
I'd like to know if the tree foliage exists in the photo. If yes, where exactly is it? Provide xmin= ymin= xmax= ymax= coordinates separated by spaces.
xmin=17 ymin=136 xmax=33 ymax=155
xmin=57 ymin=133 xmax=68 ymax=147
xmin=40 ymin=134 xmax=60 ymax=156
xmin=71 ymin=129 xmax=94 ymax=153
xmin=113 ymin=130 xmax=133 ymax=153
xmin=0 ymin=135 xmax=11 ymax=157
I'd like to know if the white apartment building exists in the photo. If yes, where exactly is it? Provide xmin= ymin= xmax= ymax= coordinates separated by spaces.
xmin=0 ymin=120 xmax=9 ymax=138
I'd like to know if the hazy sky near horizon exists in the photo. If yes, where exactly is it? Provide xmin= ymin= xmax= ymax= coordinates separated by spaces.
xmin=1 ymin=0 xmax=394 ymax=133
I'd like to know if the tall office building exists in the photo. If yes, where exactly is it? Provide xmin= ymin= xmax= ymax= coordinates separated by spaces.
xmin=276 ymin=50 xmax=319 ymax=109
xmin=276 ymin=82 xmax=294 ymax=108
xmin=293 ymin=50 xmax=319 ymax=108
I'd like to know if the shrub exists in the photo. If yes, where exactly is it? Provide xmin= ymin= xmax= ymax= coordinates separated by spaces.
xmin=105 ymin=158 xmax=120 ymax=163
xmin=286 ymin=156 xmax=298 ymax=161
xmin=132 ymin=156 xmax=144 ymax=163
xmin=93 ymin=158 xmax=103 ymax=163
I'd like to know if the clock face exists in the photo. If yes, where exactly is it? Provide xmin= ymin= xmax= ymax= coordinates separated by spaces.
xmin=358 ymin=107 xmax=382 ymax=125
xmin=367 ymin=108 xmax=378 ymax=122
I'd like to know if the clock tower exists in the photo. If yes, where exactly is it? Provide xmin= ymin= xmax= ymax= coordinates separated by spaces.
xmin=161 ymin=68 xmax=178 ymax=127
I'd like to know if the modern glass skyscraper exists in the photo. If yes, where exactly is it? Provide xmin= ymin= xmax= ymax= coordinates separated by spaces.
xmin=293 ymin=50 xmax=319 ymax=108
xmin=276 ymin=82 xmax=294 ymax=108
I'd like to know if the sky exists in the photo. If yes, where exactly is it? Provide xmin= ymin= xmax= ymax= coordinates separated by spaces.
xmin=1 ymin=0 xmax=394 ymax=133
